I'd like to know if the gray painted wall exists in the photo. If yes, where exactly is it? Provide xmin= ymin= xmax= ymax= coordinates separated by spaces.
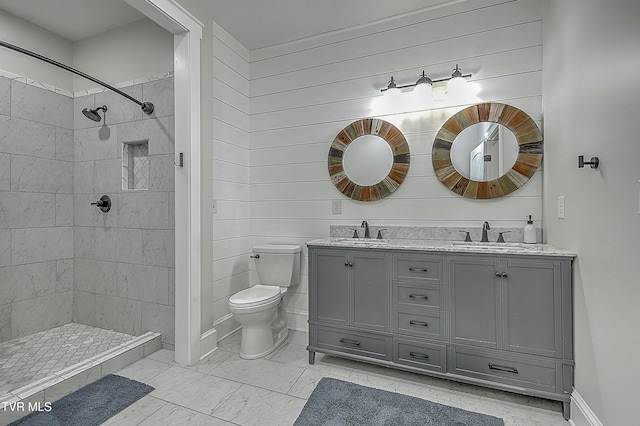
xmin=542 ymin=0 xmax=640 ymax=424
xmin=0 ymin=9 xmax=73 ymax=91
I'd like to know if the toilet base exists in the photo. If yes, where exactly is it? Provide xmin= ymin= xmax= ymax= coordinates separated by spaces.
xmin=237 ymin=298 xmax=290 ymax=360
xmin=239 ymin=327 xmax=289 ymax=360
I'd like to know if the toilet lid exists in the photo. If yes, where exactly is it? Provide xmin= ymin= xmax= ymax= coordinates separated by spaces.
xmin=229 ymin=285 xmax=281 ymax=308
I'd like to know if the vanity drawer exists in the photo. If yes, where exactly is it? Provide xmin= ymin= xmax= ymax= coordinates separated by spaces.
xmin=396 ymin=256 xmax=442 ymax=282
xmin=396 ymin=284 xmax=442 ymax=310
xmin=450 ymin=348 xmax=557 ymax=393
xmin=396 ymin=311 xmax=442 ymax=340
xmin=395 ymin=339 xmax=445 ymax=372
xmin=316 ymin=326 xmax=391 ymax=360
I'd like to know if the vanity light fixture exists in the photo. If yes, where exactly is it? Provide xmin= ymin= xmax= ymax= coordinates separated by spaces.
xmin=380 ymin=64 xmax=471 ymax=99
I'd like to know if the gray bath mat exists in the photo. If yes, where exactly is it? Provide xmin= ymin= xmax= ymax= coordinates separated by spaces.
xmin=10 ymin=374 xmax=154 ymax=426
xmin=295 ymin=377 xmax=504 ymax=426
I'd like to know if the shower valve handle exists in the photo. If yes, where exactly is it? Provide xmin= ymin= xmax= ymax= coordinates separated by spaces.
xmin=91 ymin=195 xmax=111 ymax=213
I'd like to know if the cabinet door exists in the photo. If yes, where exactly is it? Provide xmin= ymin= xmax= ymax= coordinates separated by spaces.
xmin=503 ymin=260 xmax=562 ymax=357
xmin=451 ymin=258 xmax=501 ymax=349
xmin=312 ymin=249 xmax=349 ymax=325
xmin=352 ymin=251 xmax=390 ymax=331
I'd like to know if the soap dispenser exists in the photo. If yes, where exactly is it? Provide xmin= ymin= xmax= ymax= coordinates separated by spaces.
xmin=524 ymin=215 xmax=536 ymax=244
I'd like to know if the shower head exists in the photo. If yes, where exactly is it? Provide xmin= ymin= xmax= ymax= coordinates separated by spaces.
xmin=82 ymin=105 xmax=108 ymax=122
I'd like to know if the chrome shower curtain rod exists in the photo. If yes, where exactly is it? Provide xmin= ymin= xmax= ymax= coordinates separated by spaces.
xmin=0 ymin=39 xmax=154 ymax=115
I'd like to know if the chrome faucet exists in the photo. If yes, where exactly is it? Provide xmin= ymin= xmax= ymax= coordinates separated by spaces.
xmin=481 ymin=221 xmax=491 ymax=242
xmin=361 ymin=220 xmax=371 ymax=239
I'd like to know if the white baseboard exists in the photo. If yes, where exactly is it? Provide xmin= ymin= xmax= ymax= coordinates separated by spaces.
xmin=214 ymin=313 xmax=240 ymax=342
xmin=287 ymin=311 xmax=308 ymax=332
xmin=569 ymin=390 xmax=603 ymax=426
xmin=200 ymin=328 xmax=217 ymax=360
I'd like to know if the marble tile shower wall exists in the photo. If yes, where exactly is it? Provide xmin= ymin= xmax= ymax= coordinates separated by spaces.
xmin=0 ymin=75 xmax=74 ymax=343
xmin=72 ymin=77 xmax=176 ymax=348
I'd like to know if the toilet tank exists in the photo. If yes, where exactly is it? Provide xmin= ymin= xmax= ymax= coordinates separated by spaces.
xmin=253 ymin=245 xmax=301 ymax=287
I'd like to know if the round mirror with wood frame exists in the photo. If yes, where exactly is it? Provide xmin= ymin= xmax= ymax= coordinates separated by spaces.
xmin=432 ymin=102 xmax=542 ymax=199
xmin=329 ymin=118 xmax=410 ymax=201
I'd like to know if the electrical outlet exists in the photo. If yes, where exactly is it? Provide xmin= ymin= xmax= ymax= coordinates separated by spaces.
xmin=332 ymin=200 xmax=342 ymax=215
xmin=557 ymin=196 xmax=565 ymax=219
xmin=212 ymin=200 xmax=217 ymax=214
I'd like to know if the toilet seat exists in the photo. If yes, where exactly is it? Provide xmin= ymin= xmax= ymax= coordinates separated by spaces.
xmin=229 ymin=285 xmax=281 ymax=309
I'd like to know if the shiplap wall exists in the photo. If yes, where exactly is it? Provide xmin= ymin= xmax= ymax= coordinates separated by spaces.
xmin=212 ymin=23 xmax=250 ymax=338
xmin=248 ymin=0 xmax=544 ymax=331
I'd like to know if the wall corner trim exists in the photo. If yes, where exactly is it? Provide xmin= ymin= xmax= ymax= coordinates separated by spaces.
xmin=569 ymin=389 xmax=604 ymax=426
xmin=125 ymin=0 xmax=204 ymax=366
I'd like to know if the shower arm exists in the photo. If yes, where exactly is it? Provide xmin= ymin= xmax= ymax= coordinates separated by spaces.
xmin=0 ymin=40 xmax=154 ymax=115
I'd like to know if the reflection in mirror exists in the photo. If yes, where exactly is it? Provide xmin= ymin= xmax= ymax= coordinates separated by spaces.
xmin=451 ymin=122 xmax=519 ymax=182
xmin=432 ymin=102 xmax=543 ymax=199
xmin=343 ymin=135 xmax=394 ymax=186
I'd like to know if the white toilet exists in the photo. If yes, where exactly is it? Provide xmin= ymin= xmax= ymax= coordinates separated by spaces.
xmin=229 ymin=244 xmax=301 ymax=359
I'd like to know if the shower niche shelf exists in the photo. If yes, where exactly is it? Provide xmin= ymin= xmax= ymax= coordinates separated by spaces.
xmin=123 ymin=141 xmax=149 ymax=190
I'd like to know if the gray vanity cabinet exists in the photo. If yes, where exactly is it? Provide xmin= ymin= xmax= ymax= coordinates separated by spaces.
xmin=313 ymin=249 xmax=350 ymax=325
xmin=449 ymin=254 xmax=573 ymax=418
xmin=503 ymin=259 xmax=564 ymax=358
xmin=450 ymin=257 xmax=500 ymax=349
xmin=308 ymin=243 xmax=574 ymax=419
xmin=351 ymin=251 xmax=391 ymax=332
xmin=309 ymin=248 xmax=392 ymax=361
xmin=451 ymin=256 xmax=565 ymax=358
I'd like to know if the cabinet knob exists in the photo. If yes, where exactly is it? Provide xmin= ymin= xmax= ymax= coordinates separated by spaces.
xmin=502 ymin=272 xmax=508 ymax=278
xmin=495 ymin=272 xmax=508 ymax=278
xmin=344 ymin=262 xmax=353 ymax=267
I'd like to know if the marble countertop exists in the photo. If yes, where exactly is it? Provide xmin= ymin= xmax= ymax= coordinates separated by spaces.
xmin=306 ymin=238 xmax=576 ymax=258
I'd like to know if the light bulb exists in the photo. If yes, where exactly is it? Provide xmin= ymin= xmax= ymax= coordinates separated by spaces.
xmin=446 ymin=64 xmax=467 ymax=98
xmin=413 ymin=71 xmax=433 ymax=100
xmin=413 ymin=81 xmax=433 ymax=99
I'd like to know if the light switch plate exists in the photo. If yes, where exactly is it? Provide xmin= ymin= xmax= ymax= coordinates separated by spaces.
xmin=558 ymin=196 xmax=565 ymax=219
xmin=332 ymin=200 xmax=342 ymax=215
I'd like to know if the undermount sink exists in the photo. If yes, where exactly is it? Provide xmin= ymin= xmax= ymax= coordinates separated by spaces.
xmin=451 ymin=241 xmax=536 ymax=250
xmin=334 ymin=238 xmax=392 ymax=244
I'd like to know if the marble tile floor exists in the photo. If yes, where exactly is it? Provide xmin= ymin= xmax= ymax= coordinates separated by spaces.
xmin=0 ymin=323 xmax=135 ymax=396
xmin=107 ymin=330 xmax=569 ymax=426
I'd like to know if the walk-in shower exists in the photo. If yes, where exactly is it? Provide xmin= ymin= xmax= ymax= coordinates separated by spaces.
xmin=0 ymin=37 xmax=173 ymax=421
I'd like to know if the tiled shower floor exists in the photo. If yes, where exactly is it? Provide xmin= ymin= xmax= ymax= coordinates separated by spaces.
xmin=0 ymin=323 xmax=135 ymax=396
